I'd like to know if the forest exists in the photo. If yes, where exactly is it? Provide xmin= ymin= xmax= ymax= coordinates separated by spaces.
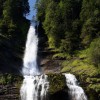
xmin=36 ymin=0 xmax=100 ymax=99
xmin=0 ymin=0 xmax=30 ymax=72
xmin=36 ymin=0 xmax=100 ymax=73
xmin=0 ymin=0 xmax=100 ymax=100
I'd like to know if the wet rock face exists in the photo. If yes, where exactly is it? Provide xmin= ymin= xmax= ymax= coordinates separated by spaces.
xmin=0 ymin=73 xmax=99 ymax=100
xmin=0 ymin=73 xmax=69 ymax=100
xmin=0 ymin=73 xmax=23 ymax=100
xmin=49 ymin=90 xmax=69 ymax=100
xmin=0 ymin=85 xmax=20 ymax=100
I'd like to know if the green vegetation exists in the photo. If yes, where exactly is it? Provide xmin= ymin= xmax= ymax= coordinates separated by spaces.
xmin=87 ymin=38 xmax=100 ymax=67
xmin=0 ymin=0 xmax=99 ymax=99
xmin=0 ymin=0 xmax=30 ymax=71
xmin=0 ymin=0 xmax=29 ymax=44
xmin=36 ymin=0 xmax=100 ymax=99
xmin=36 ymin=0 xmax=100 ymax=54
xmin=0 ymin=73 xmax=23 ymax=85
xmin=47 ymin=73 xmax=66 ymax=94
xmin=61 ymin=49 xmax=100 ymax=99
xmin=36 ymin=0 xmax=82 ymax=54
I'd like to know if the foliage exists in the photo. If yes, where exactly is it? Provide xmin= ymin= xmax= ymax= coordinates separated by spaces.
xmin=47 ymin=73 xmax=66 ymax=94
xmin=87 ymin=38 xmax=100 ymax=67
xmin=52 ymin=53 xmax=70 ymax=60
xmin=0 ymin=0 xmax=30 ymax=72
xmin=36 ymin=1 xmax=100 ymax=99
xmin=61 ymin=51 xmax=100 ymax=99
xmin=36 ymin=0 xmax=82 ymax=54
xmin=0 ymin=0 xmax=30 ymax=40
xmin=0 ymin=73 xmax=23 ymax=88
xmin=80 ymin=0 xmax=100 ymax=47
xmin=36 ymin=0 xmax=100 ymax=54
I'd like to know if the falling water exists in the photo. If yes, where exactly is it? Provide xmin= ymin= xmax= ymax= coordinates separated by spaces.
xmin=64 ymin=73 xmax=87 ymax=100
xmin=20 ymin=21 xmax=49 ymax=100
xmin=22 ymin=21 xmax=40 ymax=76
xmin=20 ymin=75 xmax=49 ymax=100
xmin=20 ymin=20 xmax=87 ymax=100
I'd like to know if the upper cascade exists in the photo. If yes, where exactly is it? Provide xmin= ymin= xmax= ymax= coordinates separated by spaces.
xmin=22 ymin=21 xmax=40 ymax=76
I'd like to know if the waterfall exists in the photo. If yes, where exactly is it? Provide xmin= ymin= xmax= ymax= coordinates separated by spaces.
xmin=20 ymin=75 xmax=49 ymax=100
xmin=20 ymin=21 xmax=49 ymax=100
xmin=20 ymin=21 xmax=87 ymax=100
xmin=22 ymin=22 xmax=40 ymax=76
xmin=64 ymin=73 xmax=87 ymax=100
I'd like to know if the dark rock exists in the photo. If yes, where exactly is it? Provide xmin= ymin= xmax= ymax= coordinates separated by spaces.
xmin=0 ymin=73 xmax=23 ymax=100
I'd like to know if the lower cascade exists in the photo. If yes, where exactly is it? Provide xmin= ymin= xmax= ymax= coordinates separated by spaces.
xmin=64 ymin=73 xmax=87 ymax=100
xmin=20 ymin=75 xmax=49 ymax=100
xmin=20 ymin=21 xmax=49 ymax=100
xmin=20 ymin=21 xmax=87 ymax=100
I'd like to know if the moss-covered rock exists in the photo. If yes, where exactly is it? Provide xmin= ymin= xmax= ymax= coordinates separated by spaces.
xmin=47 ymin=73 xmax=67 ymax=94
xmin=0 ymin=73 xmax=23 ymax=100
xmin=0 ymin=73 xmax=23 ymax=85
xmin=47 ymin=73 xmax=69 ymax=100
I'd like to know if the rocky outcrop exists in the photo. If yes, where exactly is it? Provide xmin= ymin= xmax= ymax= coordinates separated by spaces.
xmin=0 ymin=73 xmax=23 ymax=100
xmin=0 ymin=73 xmax=69 ymax=100
xmin=47 ymin=73 xmax=69 ymax=100
xmin=0 ymin=85 xmax=20 ymax=100
xmin=47 ymin=73 xmax=67 ymax=94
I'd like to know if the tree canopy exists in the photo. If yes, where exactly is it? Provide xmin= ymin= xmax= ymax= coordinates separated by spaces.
xmin=36 ymin=0 xmax=100 ymax=54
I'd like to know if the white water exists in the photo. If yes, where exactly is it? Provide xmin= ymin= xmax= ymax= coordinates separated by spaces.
xmin=20 ymin=22 xmax=49 ymax=100
xmin=22 ymin=22 xmax=40 ymax=76
xmin=20 ymin=75 xmax=49 ymax=100
xmin=64 ymin=73 xmax=87 ymax=100
xmin=20 ymin=21 xmax=87 ymax=100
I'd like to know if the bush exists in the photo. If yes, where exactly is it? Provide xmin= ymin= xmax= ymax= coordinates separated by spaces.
xmin=88 ymin=38 xmax=100 ymax=67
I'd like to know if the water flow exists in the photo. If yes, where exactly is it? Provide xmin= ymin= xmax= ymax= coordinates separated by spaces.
xmin=20 ymin=75 xmax=49 ymax=100
xmin=20 ymin=22 xmax=49 ymax=100
xmin=22 ymin=22 xmax=40 ymax=76
xmin=20 ymin=21 xmax=87 ymax=100
xmin=64 ymin=73 xmax=87 ymax=100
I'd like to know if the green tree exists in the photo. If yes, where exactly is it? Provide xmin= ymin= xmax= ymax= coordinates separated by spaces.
xmin=36 ymin=0 xmax=82 ymax=54
xmin=0 ymin=0 xmax=5 ymax=18
xmin=80 ymin=0 xmax=100 ymax=47
xmin=3 ymin=0 xmax=29 ymax=21
xmin=88 ymin=38 xmax=100 ymax=67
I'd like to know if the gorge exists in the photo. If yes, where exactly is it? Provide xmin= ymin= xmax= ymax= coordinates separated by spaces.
xmin=0 ymin=0 xmax=100 ymax=100
xmin=20 ymin=21 xmax=87 ymax=100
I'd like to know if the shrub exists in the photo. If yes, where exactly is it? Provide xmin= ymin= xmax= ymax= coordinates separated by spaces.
xmin=88 ymin=38 xmax=100 ymax=67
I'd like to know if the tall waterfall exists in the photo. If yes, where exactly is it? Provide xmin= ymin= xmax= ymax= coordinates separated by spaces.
xmin=20 ymin=21 xmax=87 ymax=100
xmin=20 ymin=22 xmax=49 ymax=100
xmin=22 ymin=22 xmax=40 ymax=76
xmin=64 ymin=73 xmax=87 ymax=100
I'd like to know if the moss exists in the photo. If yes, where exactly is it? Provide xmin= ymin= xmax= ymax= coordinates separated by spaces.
xmin=47 ymin=73 xmax=67 ymax=94
xmin=0 ymin=73 xmax=23 ymax=86
xmin=89 ymin=84 xmax=100 ymax=93
xmin=52 ymin=53 xmax=71 ymax=60
xmin=61 ymin=49 xmax=100 ymax=99
xmin=86 ymin=78 xmax=100 ymax=83
xmin=61 ymin=58 xmax=99 ymax=77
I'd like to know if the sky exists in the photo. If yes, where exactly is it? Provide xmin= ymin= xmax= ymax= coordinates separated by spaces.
xmin=26 ymin=0 xmax=36 ymax=20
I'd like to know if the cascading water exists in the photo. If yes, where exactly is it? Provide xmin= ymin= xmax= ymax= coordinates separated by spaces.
xmin=20 ymin=75 xmax=49 ymax=100
xmin=20 ymin=20 xmax=87 ymax=100
xmin=64 ymin=73 xmax=87 ymax=100
xmin=20 ymin=21 xmax=49 ymax=100
xmin=22 ymin=21 xmax=40 ymax=76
